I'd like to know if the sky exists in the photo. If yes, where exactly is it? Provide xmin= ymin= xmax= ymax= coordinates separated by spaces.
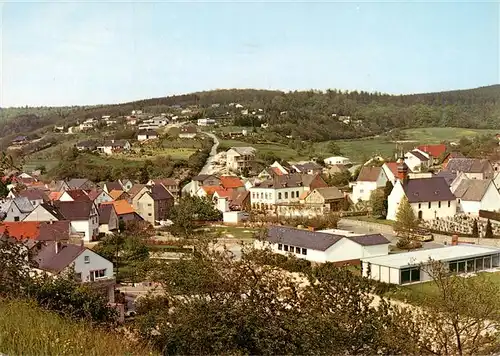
xmin=0 ymin=1 xmax=498 ymax=107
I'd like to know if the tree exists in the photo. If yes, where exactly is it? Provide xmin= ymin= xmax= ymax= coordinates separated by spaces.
xmin=484 ymin=219 xmax=494 ymax=238
xmin=472 ymin=219 xmax=479 ymax=237
xmin=393 ymin=196 xmax=418 ymax=247
xmin=402 ymin=260 xmax=500 ymax=355
xmin=370 ymin=189 xmax=385 ymax=217
xmin=169 ymin=196 xmax=222 ymax=237
xmin=382 ymin=180 xmax=393 ymax=218
xmin=325 ymin=171 xmax=351 ymax=187
xmin=327 ymin=141 xmax=342 ymax=155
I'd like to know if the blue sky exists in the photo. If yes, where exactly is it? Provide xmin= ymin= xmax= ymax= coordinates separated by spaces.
xmin=1 ymin=1 xmax=498 ymax=107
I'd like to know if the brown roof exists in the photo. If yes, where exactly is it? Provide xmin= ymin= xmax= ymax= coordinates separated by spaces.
xmin=409 ymin=150 xmax=429 ymax=162
xmin=256 ymin=173 xmax=321 ymax=189
xmin=403 ymin=177 xmax=455 ymax=203
xmin=310 ymin=187 xmax=344 ymax=201
xmin=64 ymin=189 xmax=90 ymax=202
xmin=152 ymin=178 xmax=178 ymax=187
xmin=34 ymin=242 xmax=86 ymax=274
xmin=86 ymin=189 xmax=106 ymax=201
xmin=18 ymin=189 xmax=48 ymax=201
xmin=99 ymin=204 xmax=115 ymax=224
xmin=230 ymin=190 xmax=249 ymax=208
xmin=357 ymin=166 xmax=383 ymax=182
xmin=103 ymin=181 xmax=122 ymax=192
xmin=148 ymin=185 xmax=173 ymax=201
xmin=180 ymin=126 xmax=197 ymax=133
xmin=127 ymin=184 xmax=146 ymax=199
xmin=53 ymin=201 xmax=94 ymax=220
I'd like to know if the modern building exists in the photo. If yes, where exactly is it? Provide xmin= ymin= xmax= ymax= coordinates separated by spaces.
xmin=361 ymin=245 xmax=500 ymax=285
xmin=137 ymin=130 xmax=158 ymax=141
xmin=226 ymin=147 xmax=256 ymax=172
xmin=324 ymin=156 xmax=351 ymax=166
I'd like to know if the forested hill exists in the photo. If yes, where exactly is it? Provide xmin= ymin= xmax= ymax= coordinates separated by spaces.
xmin=1 ymin=85 xmax=499 ymax=142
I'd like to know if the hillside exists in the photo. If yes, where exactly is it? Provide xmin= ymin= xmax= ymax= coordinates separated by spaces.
xmin=0 ymin=85 xmax=499 ymax=147
xmin=0 ymin=299 xmax=154 ymax=355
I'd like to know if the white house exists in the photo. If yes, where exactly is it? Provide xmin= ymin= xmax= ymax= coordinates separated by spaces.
xmin=226 ymin=146 xmax=256 ymax=172
xmin=350 ymin=166 xmax=388 ymax=202
xmin=404 ymin=150 xmax=431 ymax=172
xmin=451 ymin=179 xmax=500 ymax=216
xmin=324 ymin=156 xmax=351 ymax=166
xmin=23 ymin=203 xmax=65 ymax=222
xmin=361 ymin=245 xmax=500 ymax=285
xmin=97 ymin=140 xmax=131 ymax=155
xmin=387 ymin=169 xmax=457 ymax=221
xmin=0 ymin=197 xmax=35 ymax=222
xmin=53 ymin=201 xmax=99 ymax=242
xmin=178 ymin=126 xmax=197 ymax=138
xmin=197 ymin=118 xmax=216 ymax=126
xmin=34 ymin=241 xmax=115 ymax=302
xmin=137 ymin=130 xmax=158 ymax=141
xmin=256 ymin=226 xmax=390 ymax=264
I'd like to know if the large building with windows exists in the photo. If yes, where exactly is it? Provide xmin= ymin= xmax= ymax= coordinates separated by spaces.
xmin=361 ymin=245 xmax=500 ymax=285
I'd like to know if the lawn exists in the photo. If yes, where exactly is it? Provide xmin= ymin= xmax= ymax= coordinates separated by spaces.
xmin=346 ymin=216 xmax=394 ymax=226
xmin=204 ymin=225 xmax=261 ymax=240
xmin=385 ymin=271 xmax=500 ymax=306
xmin=118 ymin=147 xmax=197 ymax=161
xmin=404 ymin=127 xmax=496 ymax=143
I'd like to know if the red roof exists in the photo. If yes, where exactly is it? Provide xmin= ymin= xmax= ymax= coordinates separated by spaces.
xmin=64 ymin=189 xmax=90 ymax=202
xmin=416 ymin=144 xmax=446 ymax=158
xmin=214 ymin=188 xmax=233 ymax=198
xmin=102 ymin=200 xmax=135 ymax=215
xmin=48 ymin=191 xmax=63 ymax=201
xmin=271 ymin=167 xmax=284 ymax=176
xmin=220 ymin=176 xmax=244 ymax=189
xmin=0 ymin=221 xmax=70 ymax=241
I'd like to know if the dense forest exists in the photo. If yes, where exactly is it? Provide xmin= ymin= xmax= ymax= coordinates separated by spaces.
xmin=1 ymin=85 xmax=499 ymax=143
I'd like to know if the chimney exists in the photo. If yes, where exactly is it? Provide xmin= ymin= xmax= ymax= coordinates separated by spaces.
xmin=55 ymin=241 xmax=62 ymax=254
xmin=80 ymin=239 xmax=85 ymax=247
xmin=451 ymin=234 xmax=458 ymax=246
xmin=396 ymin=157 xmax=409 ymax=182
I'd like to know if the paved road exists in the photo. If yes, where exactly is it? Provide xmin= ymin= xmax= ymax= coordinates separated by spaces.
xmin=199 ymin=131 xmax=220 ymax=175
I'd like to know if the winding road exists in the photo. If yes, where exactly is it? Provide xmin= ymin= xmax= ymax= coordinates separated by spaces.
xmin=199 ymin=131 xmax=220 ymax=175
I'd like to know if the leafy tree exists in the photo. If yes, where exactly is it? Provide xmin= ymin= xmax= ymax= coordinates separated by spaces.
xmin=327 ymin=141 xmax=342 ymax=155
xmin=382 ymin=180 xmax=393 ymax=217
xmin=370 ymin=189 xmax=385 ymax=217
xmin=0 ymin=236 xmax=33 ymax=296
xmin=325 ymin=171 xmax=351 ymax=187
xmin=472 ymin=219 xmax=479 ymax=237
xmin=393 ymin=196 xmax=418 ymax=243
xmin=484 ymin=219 xmax=494 ymax=238
xmin=169 ymin=196 xmax=222 ymax=237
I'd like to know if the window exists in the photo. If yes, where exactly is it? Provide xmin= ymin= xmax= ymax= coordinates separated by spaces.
xmin=84 ymin=256 xmax=90 ymax=264
xmin=278 ymin=193 xmax=282 ymax=199
xmin=285 ymin=192 xmax=288 ymax=199
xmin=448 ymin=201 xmax=451 ymax=207
xmin=291 ymin=192 xmax=295 ymax=198
xmin=296 ymin=191 xmax=300 ymax=198
xmin=284 ymin=245 xmax=289 ymax=252
xmin=289 ymin=246 xmax=294 ymax=252
xmin=148 ymin=213 xmax=152 ymax=216
xmin=252 ymin=193 xmax=255 ymax=199
xmin=438 ymin=201 xmax=441 ymax=208
xmin=418 ymin=203 xmax=421 ymax=209
xmin=428 ymin=202 xmax=431 ymax=209
xmin=302 ymin=248 xmax=307 ymax=255
xmin=278 ymin=244 xmax=282 ymax=250
xmin=91 ymin=269 xmax=106 ymax=280
xmin=148 ymin=203 xmax=152 ymax=207
xmin=295 ymin=247 xmax=301 ymax=253
xmin=400 ymin=267 xmax=420 ymax=284
xmin=14 ymin=216 xmax=19 ymax=222
xmin=260 ymin=193 xmax=263 ymax=199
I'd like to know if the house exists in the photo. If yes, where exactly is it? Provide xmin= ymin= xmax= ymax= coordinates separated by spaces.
xmin=192 ymin=174 xmax=221 ymax=191
xmin=416 ymin=144 xmax=447 ymax=164
xmin=324 ymin=156 xmax=351 ymax=166
xmin=13 ymin=189 xmax=48 ymax=208
xmin=291 ymin=162 xmax=323 ymax=175
xmin=23 ymin=202 xmax=66 ymax=222
xmin=0 ymin=221 xmax=71 ymax=241
xmin=178 ymin=126 xmax=197 ymax=138
xmin=325 ymin=164 xmax=348 ymax=176
xmin=444 ymin=158 xmax=494 ymax=180
xmin=109 ymin=189 xmax=129 ymax=201
xmin=0 ymin=197 xmax=35 ymax=221
xmin=212 ymin=188 xmax=233 ymax=212
xmin=137 ymin=130 xmax=158 ymax=141
xmin=126 ymin=184 xmax=147 ymax=202
xmin=119 ymin=179 xmax=134 ymax=192
xmin=97 ymin=140 xmax=131 ymax=155
xmin=86 ymin=189 xmax=113 ymax=206
xmin=197 ymin=118 xmax=216 ymax=126
xmin=404 ymin=150 xmax=431 ymax=172
xmin=442 ymin=152 xmax=465 ymax=169
xmin=53 ymin=201 xmax=99 ymax=242
xmin=220 ymin=176 xmax=245 ymax=191
xmin=361 ymin=245 xmax=500 ymax=285
xmin=101 ymin=200 xmax=143 ymax=223
xmin=350 ymin=166 xmax=388 ymax=202
xmin=387 ymin=162 xmax=456 ymax=221
xmin=304 ymin=187 xmax=345 ymax=214
xmin=147 ymin=178 xmax=179 ymax=198
xmin=226 ymin=147 xmax=256 ymax=172
xmin=33 ymin=241 xmax=115 ymax=302
xmin=250 ymin=174 xmax=327 ymax=211
xmin=98 ymin=204 xmax=119 ymax=234
xmin=59 ymin=189 xmax=91 ymax=202
xmin=256 ymin=226 xmax=390 ymax=264
xmin=76 ymin=140 xmax=98 ymax=151
xmin=451 ymin=179 xmax=500 ymax=216
xmin=132 ymin=185 xmax=174 ymax=225
xmin=12 ymin=136 xmax=28 ymax=145
xmin=229 ymin=190 xmax=250 ymax=211
xmin=103 ymin=181 xmax=123 ymax=194
xmin=55 ymin=178 xmax=95 ymax=191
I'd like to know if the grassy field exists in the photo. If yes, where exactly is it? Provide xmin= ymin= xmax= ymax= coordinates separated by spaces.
xmin=219 ymin=139 xmax=307 ymax=161
xmin=404 ymin=127 xmax=497 ymax=143
xmin=0 ymin=299 xmax=155 ymax=355
xmin=385 ymin=271 xmax=500 ymax=306
xmin=126 ymin=147 xmax=196 ymax=160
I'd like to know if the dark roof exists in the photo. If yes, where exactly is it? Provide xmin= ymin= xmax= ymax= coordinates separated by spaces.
xmin=434 ymin=171 xmax=457 ymax=186
xmin=104 ymin=181 xmax=123 ymax=192
xmin=180 ymin=126 xmax=197 ymax=133
xmin=357 ymin=166 xmax=382 ymax=182
xmin=18 ymin=189 xmax=48 ymax=201
xmin=409 ymin=150 xmax=429 ymax=161
xmin=86 ymin=189 xmax=105 ymax=201
xmin=38 ymin=203 xmax=66 ymax=220
xmin=99 ymin=204 xmax=114 ymax=224
xmin=230 ymin=190 xmax=249 ymax=208
xmin=256 ymin=173 xmax=321 ymax=189
xmin=127 ymin=184 xmax=146 ymax=199
xmin=64 ymin=189 xmax=90 ymax=202
xmin=101 ymin=140 xmax=129 ymax=147
xmin=148 ymin=185 xmax=173 ymax=201
xmin=444 ymin=152 xmax=465 ymax=161
xmin=192 ymin=174 xmax=217 ymax=182
xmin=53 ymin=201 xmax=94 ymax=220
xmin=403 ymin=177 xmax=455 ymax=203
xmin=267 ymin=226 xmax=390 ymax=251
xmin=445 ymin=158 xmax=492 ymax=174
xmin=76 ymin=140 xmax=97 ymax=148
xmin=348 ymin=234 xmax=390 ymax=246
xmin=267 ymin=226 xmax=342 ymax=251
xmin=34 ymin=242 xmax=85 ymax=274
xmin=67 ymin=179 xmax=93 ymax=190
xmin=293 ymin=162 xmax=322 ymax=172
